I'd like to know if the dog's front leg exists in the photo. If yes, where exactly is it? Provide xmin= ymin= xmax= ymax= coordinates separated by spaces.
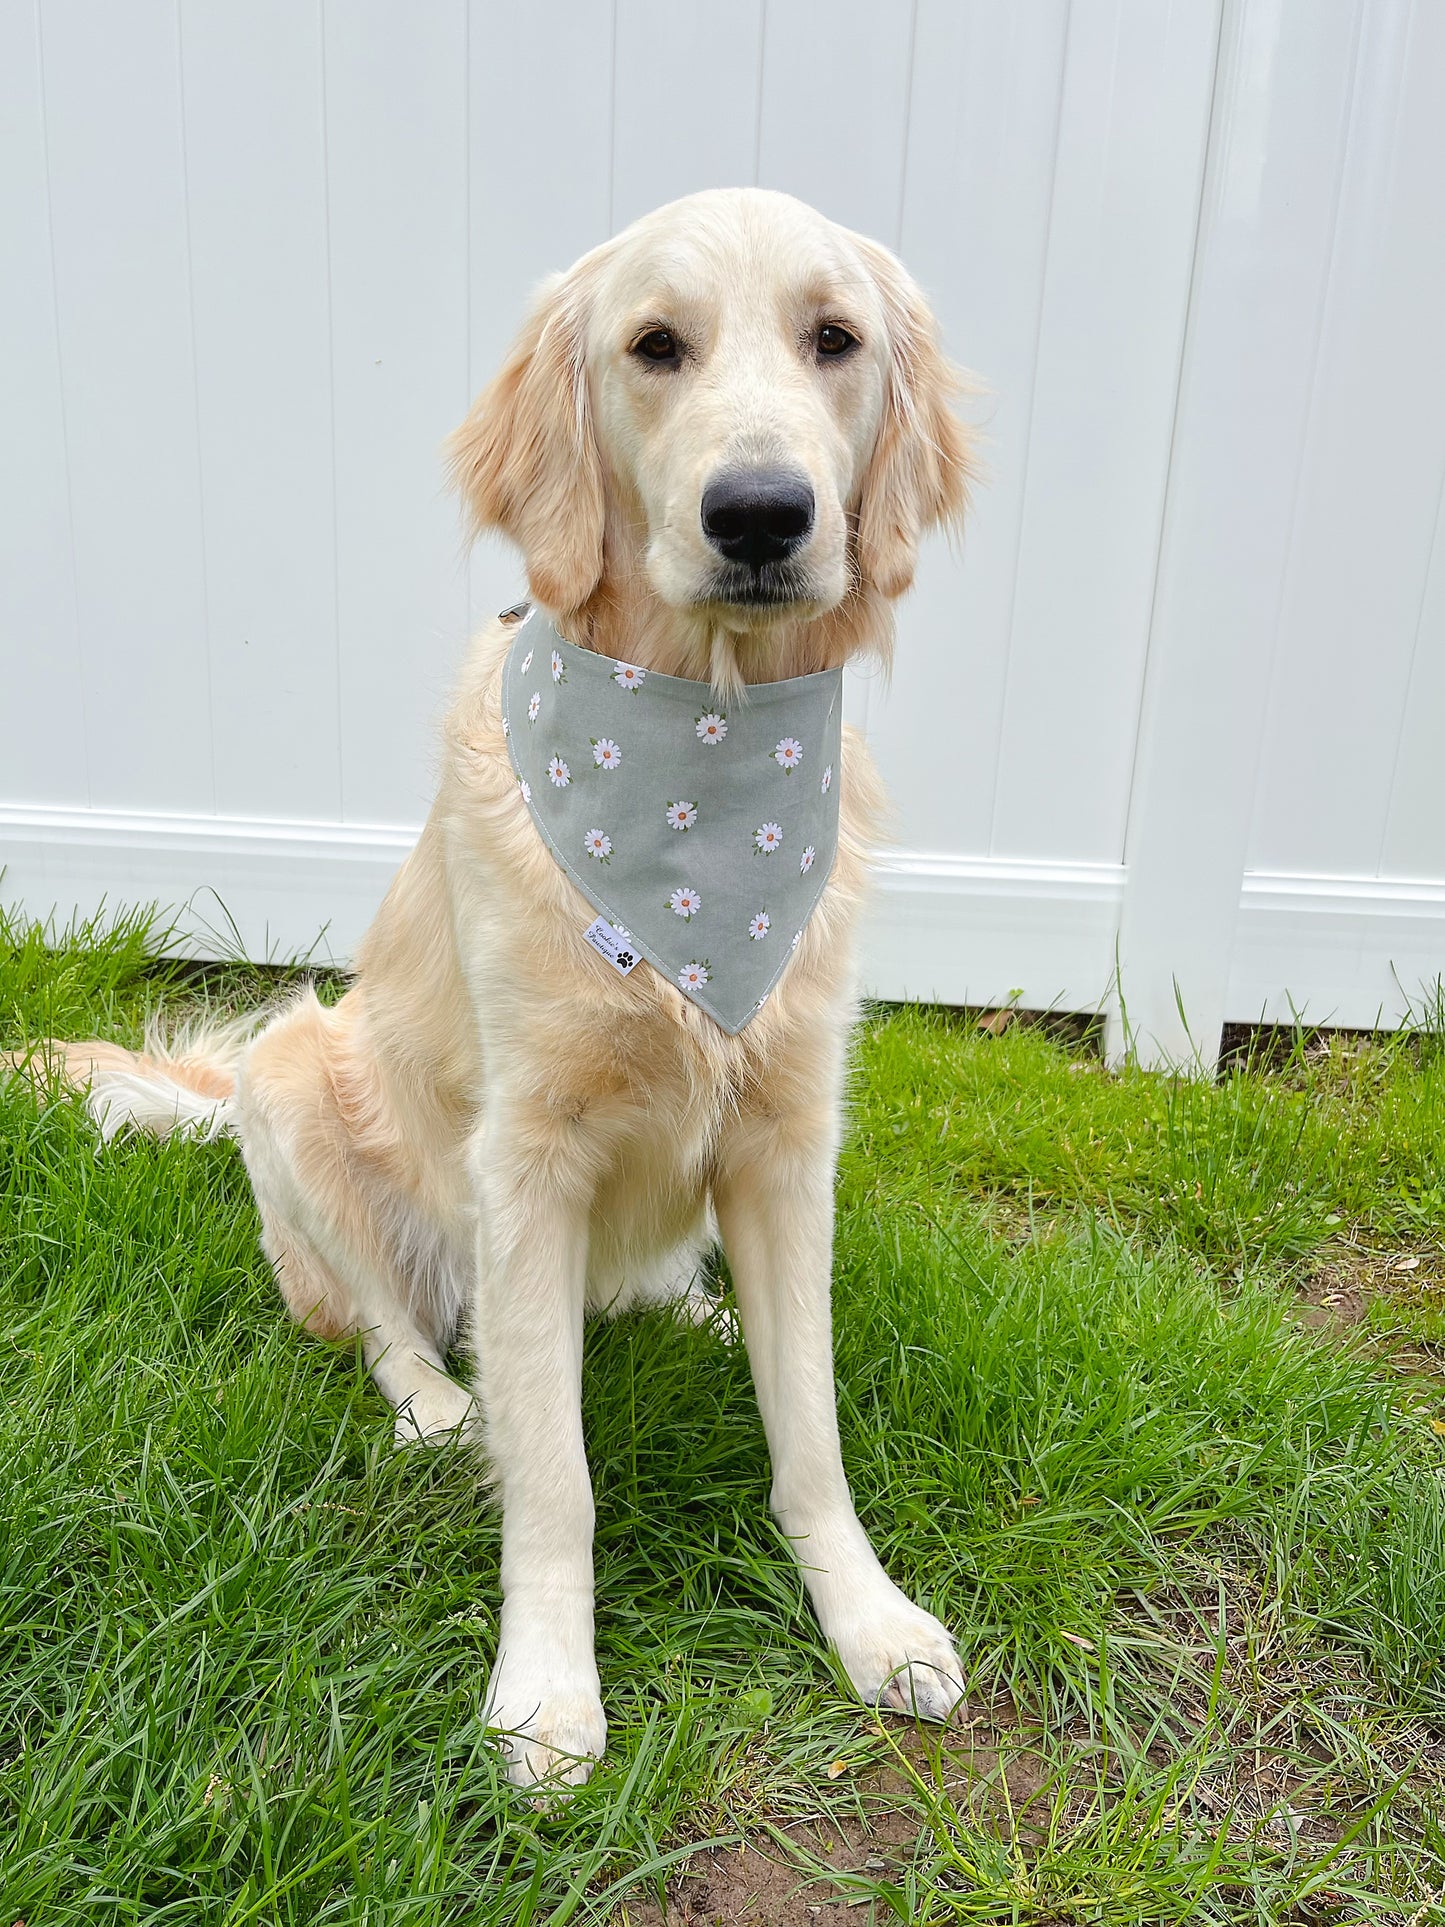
xmin=714 ymin=1113 xmax=965 ymax=1721
xmin=472 ymin=1105 xmax=605 ymax=1790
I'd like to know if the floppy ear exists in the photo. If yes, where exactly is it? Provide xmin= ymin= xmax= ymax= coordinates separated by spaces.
xmin=852 ymin=236 xmax=975 ymax=600
xmin=447 ymin=271 xmax=605 ymax=616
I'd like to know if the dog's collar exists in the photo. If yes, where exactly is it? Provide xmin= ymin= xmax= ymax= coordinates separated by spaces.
xmin=501 ymin=607 xmax=844 ymax=1033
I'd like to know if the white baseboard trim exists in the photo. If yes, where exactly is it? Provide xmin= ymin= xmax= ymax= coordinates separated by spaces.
xmin=0 ymin=801 xmax=419 ymax=862
xmin=1230 ymin=868 xmax=1445 ymax=1027
xmin=862 ymin=848 xmax=1124 ymax=1011
xmin=0 ymin=803 xmax=415 ymax=968
xmin=3 ymin=805 xmax=1441 ymax=1027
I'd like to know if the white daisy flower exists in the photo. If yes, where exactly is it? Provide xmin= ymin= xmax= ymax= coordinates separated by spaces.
xmin=547 ymin=755 xmax=571 ymax=787
xmin=591 ymin=737 xmax=622 ymax=770
xmin=666 ymin=801 xmax=698 ymax=831
xmin=613 ymin=662 xmax=646 ymax=692
xmin=527 ymin=691 xmax=541 ymax=723
xmin=754 ymin=821 xmax=783 ymax=854
xmin=748 ymin=910 xmax=770 ymax=941
xmin=668 ymin=886 xmax=701 ymax=920
xmin=821 ymin=763 xmax=833 ymax=793
xmin=773 ymin=736 xmax=803 ymax=771
xmin=551 ymin=648 xmax=565 ymax=684
xmin=800 ymin=844 xmax=816 ymax=874
xmin=677 ymin=960 xmax=710 ymax=991
xmin=695 ymin=711 xmax=727 ymax=744
xmin=518 ymin=777 xmax=531 ymax=803
xmin=583 ymin=828 xmax=611 ymax=860
xmin=521 ymin=649 xmax=533 ymax=673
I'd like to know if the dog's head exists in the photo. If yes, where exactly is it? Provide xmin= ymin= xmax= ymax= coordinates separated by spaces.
xmin=450 ymin=189 xmax=972 ymax=660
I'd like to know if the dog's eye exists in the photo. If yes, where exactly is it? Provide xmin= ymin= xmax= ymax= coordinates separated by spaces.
xmin=816 ymin=324 xmax=858 ymax=358
xmin=632 ymin=328 xmax=680 ymax=364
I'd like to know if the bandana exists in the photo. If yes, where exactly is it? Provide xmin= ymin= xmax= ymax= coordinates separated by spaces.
xmin=502 ymin=608 xmax=843 ymax=1033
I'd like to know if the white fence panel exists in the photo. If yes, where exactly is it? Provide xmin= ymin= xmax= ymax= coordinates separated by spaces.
xmin=2 ymin=0 xmax=1442 ymax=1061
xmin=0 ymin=1 xmax=85 ymax=811
xmin=180 ymin=1 xmax=341 ymax=824
xmin=1116 ymin=0 xmax=1445 ymax=1060
xmin=33 ymin=2 xmax=214 ymax=815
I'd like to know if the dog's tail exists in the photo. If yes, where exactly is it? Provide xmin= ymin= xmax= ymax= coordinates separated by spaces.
xmin=12 ymin=1009 xmax=263 ymax=1144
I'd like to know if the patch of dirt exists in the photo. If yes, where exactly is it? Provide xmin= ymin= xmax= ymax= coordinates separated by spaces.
xmin=1294 ymin=1235 xmax=1445 ymax=1363
xmin=1295 ymin=1261 xmax=1378 ymax=1330
xmin=610 ymin=1562 xmax=1445 ymax=1926
xmin=611 ymin=1829 xmax=895 ymax=1926
xmin=609 ymin=1703 xmax=1051 ymax=1926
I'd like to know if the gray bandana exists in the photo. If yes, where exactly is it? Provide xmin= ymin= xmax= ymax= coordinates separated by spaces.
xmin=502 ymin=608 xmax=843 ymax=1033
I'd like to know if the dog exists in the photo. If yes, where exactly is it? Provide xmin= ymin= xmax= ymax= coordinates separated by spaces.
xmin=30 ymin=188 xmax=974 ymax=1789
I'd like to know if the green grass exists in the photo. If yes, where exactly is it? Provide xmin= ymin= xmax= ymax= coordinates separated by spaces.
xmin=3 ymin=905 xmax=1444 ymax=1924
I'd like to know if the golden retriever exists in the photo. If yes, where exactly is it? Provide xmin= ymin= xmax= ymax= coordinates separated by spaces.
xmin=33 ymin=188 xmax=973 ymax=1789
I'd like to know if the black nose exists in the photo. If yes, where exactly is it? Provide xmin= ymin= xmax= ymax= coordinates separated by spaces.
xmin=701 ymin=469 xmax=815 ymax=569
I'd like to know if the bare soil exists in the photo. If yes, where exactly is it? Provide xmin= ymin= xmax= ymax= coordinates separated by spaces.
xmin=609 ymin=1706 xmax=1051 ymax=1925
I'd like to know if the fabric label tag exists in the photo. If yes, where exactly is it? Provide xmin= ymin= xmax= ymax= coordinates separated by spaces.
xmin=582 ymin=917 xmax=639 ymax=975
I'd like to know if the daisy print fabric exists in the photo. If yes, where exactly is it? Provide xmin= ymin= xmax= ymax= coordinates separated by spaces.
xmin=502 ymin=606 xmax=843 ymax=1033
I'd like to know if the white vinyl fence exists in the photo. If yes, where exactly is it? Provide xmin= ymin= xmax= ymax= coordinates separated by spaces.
xmin=3 ymin=0 xmax=1443 ymax=1065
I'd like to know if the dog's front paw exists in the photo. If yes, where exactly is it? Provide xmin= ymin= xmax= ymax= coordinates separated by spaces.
xmin=829 ymin=1590 xmax=966 ymax=1723
xmin=392 ymin=1377 xmax=477 ymax=1448
xmin=483 ymin=1654 xmax=607 ymax=1793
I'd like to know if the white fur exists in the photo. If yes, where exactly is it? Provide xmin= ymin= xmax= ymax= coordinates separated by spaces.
xmin=85 ymin=1069 xmax=236 ymax=1144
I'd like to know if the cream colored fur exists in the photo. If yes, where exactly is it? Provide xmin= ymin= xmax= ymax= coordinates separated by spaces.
xmin=33 ymin=189 xmax=974 ymax=1791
